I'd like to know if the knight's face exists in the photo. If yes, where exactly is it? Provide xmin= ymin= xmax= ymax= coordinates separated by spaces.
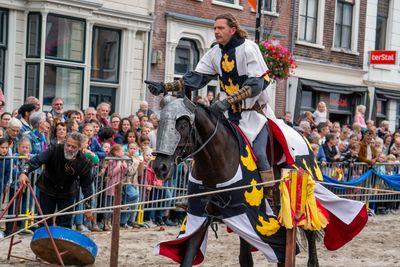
xmin=214 ymin=19 xmax=236 ymax=46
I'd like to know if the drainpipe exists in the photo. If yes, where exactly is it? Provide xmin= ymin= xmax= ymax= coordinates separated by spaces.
xmin=287 ymin=0 xmax=298 ymax=117
xmin=290 ymin=0 xmax=297 ymax=53
xmin=146 ymin=28 xmax=153 ymax=82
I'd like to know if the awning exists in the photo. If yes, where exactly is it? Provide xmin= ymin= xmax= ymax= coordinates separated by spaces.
xmin=375 ymin=88 xmax=400 ymax=101
xmin=299 ymin=79 xmax=367 ymax=95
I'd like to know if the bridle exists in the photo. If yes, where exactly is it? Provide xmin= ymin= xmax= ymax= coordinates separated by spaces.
xmin=174 ymin=113 xmax=221 ymax=165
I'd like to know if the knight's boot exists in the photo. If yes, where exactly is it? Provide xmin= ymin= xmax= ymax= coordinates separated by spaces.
xmin=260 ymin=170 xmax=275 ymax=203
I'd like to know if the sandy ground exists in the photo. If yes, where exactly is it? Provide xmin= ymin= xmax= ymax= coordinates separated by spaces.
xmin=0 ymin=214 xmax=398 ymax=267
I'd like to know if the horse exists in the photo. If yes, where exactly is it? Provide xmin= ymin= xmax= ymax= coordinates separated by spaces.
xmin=151 ymin=95 xmax=319 ymax=267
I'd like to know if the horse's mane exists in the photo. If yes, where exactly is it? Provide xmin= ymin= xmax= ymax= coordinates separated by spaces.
xmin=195 ymin=102 xmax=236 ymax=136
xmin=195 ymin=102 xmax=228 ymax=124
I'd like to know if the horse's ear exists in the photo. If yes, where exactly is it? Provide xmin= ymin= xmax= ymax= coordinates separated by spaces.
xmin=183 ymin=97 xmax=196 ymax=113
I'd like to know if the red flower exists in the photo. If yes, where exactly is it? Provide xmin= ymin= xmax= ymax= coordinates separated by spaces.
xmin=258 ymin=41 xmax=297 ymax=81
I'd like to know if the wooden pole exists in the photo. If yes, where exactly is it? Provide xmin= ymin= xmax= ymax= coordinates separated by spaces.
xmin=285 ymin=227 xmax=297 ymax=267
xmin=110 ymin=181 xmax=122 ymax=267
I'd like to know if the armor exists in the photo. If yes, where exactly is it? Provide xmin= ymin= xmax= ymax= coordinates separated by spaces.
xmin=155 ymin=96 xmax=195 ymax=156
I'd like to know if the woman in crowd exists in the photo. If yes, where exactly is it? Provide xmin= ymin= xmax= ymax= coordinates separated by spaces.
xmin=322 ymin=133 xmax=341 ymax=162
xmin=114 ymin=118 xmax=133 ymax=144
xmin=383 ymin=133 xmax=393 ymax=155
xmin=28 ymin=112 xmax=47 ymax=155
xmin=49 ymin=121 xmax=67 ymax=145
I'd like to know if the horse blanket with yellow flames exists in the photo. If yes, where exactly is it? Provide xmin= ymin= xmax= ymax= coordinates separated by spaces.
xmin=154 ymin=106 xmax=368 ymax=265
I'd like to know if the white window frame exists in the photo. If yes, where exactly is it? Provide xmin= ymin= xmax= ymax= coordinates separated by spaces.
xmin=296 ymin=0 xmax=325 ymax=49
xmin=262 ymin=0 xmax=279 ymax=16
xmin=211 ymin=0 xmax=243 ymax=10
xmin=331 ymin=0 xmax=360 ymax=55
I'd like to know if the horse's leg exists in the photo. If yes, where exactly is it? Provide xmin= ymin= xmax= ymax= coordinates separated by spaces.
xmin=239 ymin=237 xmax=253 ymax=267
xmin=180 ymin=220 xmax=210 ymax=267
xmin=305 ymin=230 xmax=319 ymax=267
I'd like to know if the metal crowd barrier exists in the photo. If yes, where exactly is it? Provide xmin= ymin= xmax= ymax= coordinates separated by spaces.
xmin=320 ymin=162 xmax=400 ymax=204
xmin=1 ymin=156 xmax=399 ymax=228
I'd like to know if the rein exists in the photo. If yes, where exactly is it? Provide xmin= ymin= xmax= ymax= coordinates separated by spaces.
xmin=180 ymin=117 xmax=220 ymax=162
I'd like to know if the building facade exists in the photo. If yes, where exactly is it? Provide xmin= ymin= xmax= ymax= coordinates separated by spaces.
xmin=363 ymin=0 xmax=400 ymax=131
xmin=287 ymin=0 xmax=368 ymax=126
xmin=149 ymin=0 xmax=291 ymax=115
xmin=0 ymin=0 xmax=154 ymax=116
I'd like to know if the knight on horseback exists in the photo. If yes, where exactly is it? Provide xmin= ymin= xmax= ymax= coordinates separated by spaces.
xmin=145 ymin=13 xmax=274 ymax=191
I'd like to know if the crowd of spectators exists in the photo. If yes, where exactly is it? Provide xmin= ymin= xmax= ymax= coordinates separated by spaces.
xmin=285 ymin=102 xmax=397 ymax=168
xmin=1 ymin=94 xmax=398 ymax=233
xmin=0 ymin=95 xmax=183 ymax=234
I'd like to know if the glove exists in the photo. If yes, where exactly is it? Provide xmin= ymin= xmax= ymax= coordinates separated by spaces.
xmin=211 ymin=99 xmax=231 ymax=113
xmin=144 ymin=80 xmax=166 ymax=95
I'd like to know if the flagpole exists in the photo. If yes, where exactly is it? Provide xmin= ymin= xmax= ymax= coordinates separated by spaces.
xmin=255 ymin=0 xmax=263 ymax=42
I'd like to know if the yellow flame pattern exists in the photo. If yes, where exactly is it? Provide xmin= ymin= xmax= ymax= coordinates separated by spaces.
xmin=222 ymin=53 xmax=235 ymax=73
xmin=244 ymin=179 xmax=263 ymax=206
xmin=256 ymin=216 xmax=280 ymax=236
xmin=241 ymin=145 xmax=257 ymax=171
xmin=224 ymin=78 xmax=239 ymax=95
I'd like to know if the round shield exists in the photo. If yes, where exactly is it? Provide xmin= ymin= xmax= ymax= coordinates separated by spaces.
xmin=31 ymin=226 xmax=97 ymax=266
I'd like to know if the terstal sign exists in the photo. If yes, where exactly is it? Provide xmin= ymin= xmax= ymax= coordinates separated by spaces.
xmin=370 ymin=51 xmax=397 ymax=65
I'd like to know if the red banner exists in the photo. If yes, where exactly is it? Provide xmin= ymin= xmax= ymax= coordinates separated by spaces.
xmin=370 ymin=50 xmax=396 ymax=65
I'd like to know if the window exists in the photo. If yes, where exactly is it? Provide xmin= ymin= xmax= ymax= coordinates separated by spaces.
xmin=27 ymin=13 xmax=41 ymax=58
xmin=25 ymin=13 xmax=86 ymax=110
xmin=25 ymin=63 xmax=40 ymax=98
xmin=300 ymin=90 xmax=315 ymax=110
xmin=45 ymin=14 xmax=85 ymax=62
xmin=329 ymin=93 xmax=351 ymax=112
xmin=335 ymin=0 xmax=353 ymax=49
xmin=0 ymin=9 xmax=7 ymax=92
xmin=43 ymin=64 xmax=83 ymax=110
xmin=212 ymin=0 xmax=243 ymax=9
xmin=396 ymin=102 xmax=400 ymax=128
xmin=91 ymin=27 xmax=121 ymax=83
xmin=299 ymin=0 xmax=318 ymax=43
xmin=376 ymin=99 xmax=387 ymax=118
xmin=174 ymin=39 xmax=199 ymax=75
xmin=375 ymin=0 xmax=389 ymax=50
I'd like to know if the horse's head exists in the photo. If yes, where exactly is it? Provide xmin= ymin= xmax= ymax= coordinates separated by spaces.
xmin=152 ymin=96 xmax=196 ymax=180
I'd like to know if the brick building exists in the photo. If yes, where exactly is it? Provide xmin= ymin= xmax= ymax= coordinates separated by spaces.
xmin=0 ymin=0 xmax=154 ymax=116
xmin=148 ymin=0 xmax=291 ymax=115
xmin=288 ymin=0 xmax=368 ymax=125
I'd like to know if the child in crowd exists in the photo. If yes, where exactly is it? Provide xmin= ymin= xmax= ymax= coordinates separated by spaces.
xmin=0 ymin=138 xmax=11 ymax=197
xmin=73 ymin=135 xmax=100 ymax=232
xmin=139 ymin=135 xmax=151 ymax=151
xmin=120 ymin=142 xmax=143 ymax=229
xmin=141 ymin=126 xmax=151 ymax=137
xmin=122 ymin=130 xmax=139 ymax=154
xmin=102 ymin=144 xmax=127 ymax=231
xmin=313 ymin=101 xmax=327 ymax=126
xmin=82 ymin=123 xmax=106 ymax=160
xmin=143 ymin=147 xmax=164 ymax=227
xmin=5 ymin=138 xmax=31 ymax=235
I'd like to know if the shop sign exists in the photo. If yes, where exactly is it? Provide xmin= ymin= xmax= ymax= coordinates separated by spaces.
xmin=370 ymin=50 xmax=396 ymax=65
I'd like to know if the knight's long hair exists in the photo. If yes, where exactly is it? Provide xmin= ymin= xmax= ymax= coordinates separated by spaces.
xmin=215 ymin=13 xmax=248 ymax=39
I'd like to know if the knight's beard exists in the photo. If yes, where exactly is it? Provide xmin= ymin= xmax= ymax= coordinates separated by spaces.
xmin=64 ymin=148 xmax=78 ymax=160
